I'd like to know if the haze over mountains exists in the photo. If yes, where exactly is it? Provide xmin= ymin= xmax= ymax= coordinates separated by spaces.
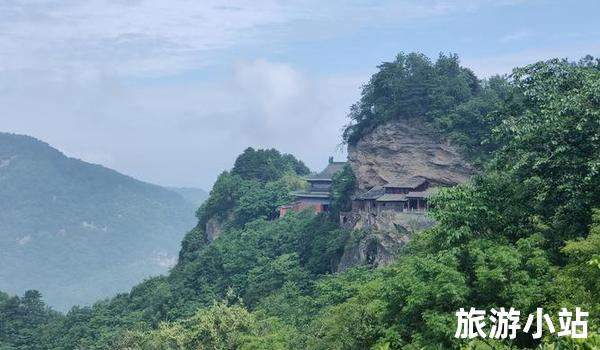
xmin=168 ymin=187 xmax=208 ymax=208
xmin=0 ymin=132 xmax=204 ymax=311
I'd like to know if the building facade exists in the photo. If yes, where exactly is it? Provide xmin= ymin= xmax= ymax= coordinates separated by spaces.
xmin=351 ymin=177 xmax=435 ymax=215
xmin=279 ymin=157 xmax=346 ymax=217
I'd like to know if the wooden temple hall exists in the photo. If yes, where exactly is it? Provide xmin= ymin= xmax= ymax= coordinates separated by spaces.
xmin=279 ymin=157 xmax=436 ymax=218
xmin=279 ymin=157 xmax=346 ymax=216
xmin=352 ymin=177 xmax=435 ymax=214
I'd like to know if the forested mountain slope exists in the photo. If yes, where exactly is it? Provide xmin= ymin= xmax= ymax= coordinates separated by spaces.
xmin=0 ymin=133 xmax=197 ymax=310
xmin=1 ymin=54 xmax=600 ymax=350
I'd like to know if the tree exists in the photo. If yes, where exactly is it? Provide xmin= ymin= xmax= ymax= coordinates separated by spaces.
xmin=493 ymin=59 xmax=600 ymax=248
xmin=329 ymin=164 xmax=357 ymax=219
xmin=342 ymin=52 xmax=517 ymax=164
xmin=232 ymin=147 xmax=309 ymax=182
xmin=119 ymin=301 xmax=255 ymax=350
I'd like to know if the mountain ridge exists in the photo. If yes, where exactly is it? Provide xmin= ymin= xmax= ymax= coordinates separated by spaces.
xmin=0 ymin=132 xmax=201 ymax=311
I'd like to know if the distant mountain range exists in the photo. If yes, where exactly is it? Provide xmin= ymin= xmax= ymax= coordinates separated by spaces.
xmin=168 ymin=186 xmax=208 ymax=208
xmin=0 ymin=132 xmax=205 ymax=311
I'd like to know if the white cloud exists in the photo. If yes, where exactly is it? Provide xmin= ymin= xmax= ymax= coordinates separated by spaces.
xmin=500 ymin=29 xmax=536 ymax=43
xmin=3 ymin=0 xmax=571 ymax=190
xmin=0 ymin=156 xmax=17 ymax=169
xmin=0 ymin=0 xmax=526 ymax=77
xmin=153 ymin=252 xmax=177 ymax=268
xmin=16 ymin=235 xmax=31 ymax=245
xmin=0 ymin=0 xmax=298 ymax=76
xmin=0 ymin=58 xmax=365 ymax=188
xmin=82 ymin=221 xmax=108 ymax=232
xmin=232 ymin=60 xmax=323 ymax=139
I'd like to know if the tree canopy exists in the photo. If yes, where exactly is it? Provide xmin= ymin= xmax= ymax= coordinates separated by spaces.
xmin=343 ymin=52 xmax=518 ymax=165
xmin=2 ymin=55 xmax=600 ymax=350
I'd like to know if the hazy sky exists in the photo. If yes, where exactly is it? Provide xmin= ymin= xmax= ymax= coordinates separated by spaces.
xmin=1 ymin=0 xmax=599 ymax=190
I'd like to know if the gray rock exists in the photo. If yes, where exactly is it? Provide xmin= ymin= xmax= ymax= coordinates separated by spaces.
xmin=337 ymin=230 xmax=408 ymax=272
xmin=336 ymin=211 xmax=434 ymax=272
xmin=205 ymin=212 xmax=234 ymax=241
xmin=348 ymin=120 xmax=476 ymax=191
xmin=337 ymin=120 xmax=475 ymax=271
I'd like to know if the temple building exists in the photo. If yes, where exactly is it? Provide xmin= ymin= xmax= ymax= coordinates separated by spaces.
xmin=279 ymin=157 xmax=346 ymax=216
xmin=351 ymin=177 xmax=435 ymax=215
xmin=279 ymin=157 xmax=437 ymax=221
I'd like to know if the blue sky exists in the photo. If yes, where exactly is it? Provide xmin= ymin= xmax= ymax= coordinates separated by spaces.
xmin=1 ymin=0 xmax=598 ymax=189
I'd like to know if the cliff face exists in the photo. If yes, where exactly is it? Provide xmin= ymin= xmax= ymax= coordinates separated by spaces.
xmin=348 ymin=120 xmax=475 ymax=191
xmin=337 ymin=120 xmax=475 ymax=271
xmin=205 ymin=211 xmax=236 ymax=241
xmin=337 ymin=211 xmax=436 ymax=271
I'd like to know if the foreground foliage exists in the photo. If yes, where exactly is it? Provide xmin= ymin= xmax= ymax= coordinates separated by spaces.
xmin=1 ymin=55 xmax=600 ymax=349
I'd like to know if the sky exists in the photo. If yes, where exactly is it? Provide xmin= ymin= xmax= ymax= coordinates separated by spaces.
xmin=1 ymin=0 xmax=599 ymax=190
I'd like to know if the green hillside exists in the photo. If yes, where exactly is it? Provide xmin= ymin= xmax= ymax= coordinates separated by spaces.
xmin=0 ymin=133 xmax=198 ymax=311
xmin=1 ymin=55 xmax=599 ymax=349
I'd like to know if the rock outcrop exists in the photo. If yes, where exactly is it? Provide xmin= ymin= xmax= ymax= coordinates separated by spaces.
xmin=337 ymin=120 xmax=475 ymax=271
xmin=205 ymin=211 xmax=235 ymax=241
xmin=205 ymin=216 xmax=227 ymax=241
xmin=346 ymin=210 xmax=436 ymax=233
xmin=348 ymin=120 xmax=476 ymax=191
xmin=337 ymin=211 xmax=436 ymax=272
xmin=337 ymin=230 xmax=407 ymax=272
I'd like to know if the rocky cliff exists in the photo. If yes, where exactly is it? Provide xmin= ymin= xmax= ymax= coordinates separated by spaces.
xmin=337 ymin=120 xmax=475 ymax=271
xmin=205 ymin=211 xmax=235 ymax=241
xmin=337 ymin=210 xmax=436 ymax=271
xmin=348 ymin=120 xmax=475 ymax=191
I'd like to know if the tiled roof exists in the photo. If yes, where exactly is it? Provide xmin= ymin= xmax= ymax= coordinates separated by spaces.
xmin=384 ymin=177 xmax=427 ymax=189
xmin=292 ymin=191 xmax=331 ymax=199
xmin=306 ymin=162 xmax=346 ymax=181
xmin=407 ymin=187 xmax=438 ymax=198
xmin=375 ymin=193 xmax=407 ymax=202
xmin=356 ymin=184 xmax=438 ymax=201
xmin=354 ymin=186 xmax=385 ymax=200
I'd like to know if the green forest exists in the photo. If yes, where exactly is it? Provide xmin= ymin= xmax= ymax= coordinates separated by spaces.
xmin=1 ymin=53 xmax=600 ymax=349
xmin=0 ymin=133 xmax=198 ymax=311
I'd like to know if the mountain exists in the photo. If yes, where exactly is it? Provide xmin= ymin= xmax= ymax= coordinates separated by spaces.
xmin=0 ymin=132 xmax=198 ymax=311
xmin=168 ymin=187 xmax=209 ymax=208
xmin=2 ymin=55 xmax=600 ymax=350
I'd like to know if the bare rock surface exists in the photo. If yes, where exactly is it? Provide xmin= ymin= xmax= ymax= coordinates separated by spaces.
xmin=337 ymin=211 xmax=435 ymax=271
xmin=337 ymin=230 xmax=408 ymax=272
xmin=205 ymin=211 xmax=234 ymax=241
xmin=338 ymin=120 xmax=475 ymax=271
xmin=348 ymin=120 xmax=476 ymax=191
